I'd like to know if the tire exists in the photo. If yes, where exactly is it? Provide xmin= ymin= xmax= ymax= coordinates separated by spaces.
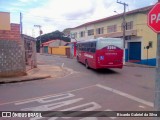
xmin=85 ymin=60 xmax=89 ymax=69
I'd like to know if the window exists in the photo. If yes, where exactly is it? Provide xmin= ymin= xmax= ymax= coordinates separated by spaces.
xmin=97 ymin=38 xmax=123 ymax=50
xmin=80 ymin=31 xmax=85 ymax=37
xmin=96 ymin=27 xmax=104 ymax=34
xmin=121 ymin=21 xmax=133 ymax=31
xmin=107 ymin=25 xmax=117 ymax=33
xmin=77 ymin=42 xmax=96 ymax=53
xmin=74 ymin=32 xmax=77 ymax=38
xmin=88 ymin=29 xmax=94 ymax=36
xmin=126 ymin=21 xmax=133 ymax=30
xmin=71 ymin=32 xmax=77 ymax=39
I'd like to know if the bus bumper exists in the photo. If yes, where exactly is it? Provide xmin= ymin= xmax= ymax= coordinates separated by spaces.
xmin=96 ymin=64 xmax=123 ymax=69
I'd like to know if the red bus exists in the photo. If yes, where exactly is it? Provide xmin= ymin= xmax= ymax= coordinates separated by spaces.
xmin=76 ymin=38 xmax=123 ymax=69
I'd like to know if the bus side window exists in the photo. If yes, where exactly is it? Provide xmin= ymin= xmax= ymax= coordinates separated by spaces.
xmin=90 ymin=42 xmax=96 ymax=53
xmin=79 ymin=44 xmax=81 ymax=51
xmin=77 ymin=44 xmax=79 ymax=50
xmin=84 ymin=44 xmax=86 ymax=51
xmin=87 ymin=48 xmax=90 ymax=52
xmin=93 ymin=42 xmax=96 ymax=47
xmin=87 ymin=42 xmax=90 ymax=52
xmin=93 ymin=48 xmax=96 ymax=53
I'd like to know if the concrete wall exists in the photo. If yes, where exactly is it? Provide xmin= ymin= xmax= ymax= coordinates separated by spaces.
xmin=0 ymin=24 xmax=26 ymax=77
xmin=49 ymin=46 xmax=70 ymax=55
xmin=136 ymin=13 xmax=157 ymax=60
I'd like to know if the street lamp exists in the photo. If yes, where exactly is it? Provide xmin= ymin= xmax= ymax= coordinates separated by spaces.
xmin=114 ymin=11 xmax=119 ymax=14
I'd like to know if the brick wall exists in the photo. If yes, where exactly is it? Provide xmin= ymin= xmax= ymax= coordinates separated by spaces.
xmin=0 ymin=23 xmax=26 ymax=77
xmin=0 ymin=23 xmax=21 ymax=43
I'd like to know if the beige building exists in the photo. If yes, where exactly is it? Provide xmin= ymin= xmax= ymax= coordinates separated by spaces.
xmin=0 ymin=12 xmax=10 ymax=30
xmin=70 ymin=5 xmax=157 ymax=66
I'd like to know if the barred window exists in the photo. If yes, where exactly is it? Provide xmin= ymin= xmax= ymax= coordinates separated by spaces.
xmin=126 ymin=21 xmax=133 ymax=30
xmin=96 ymin=27 xmax=104 ymax=34
xmin=80 ymin=31 xmax=85 ymax=37
xmin=88 ymin=29 xmax=94 ymax=36
xmin=107 ymin=25 xmax=117 ymax=33
xmin=121 ymin=21 xmax=133 ymax=31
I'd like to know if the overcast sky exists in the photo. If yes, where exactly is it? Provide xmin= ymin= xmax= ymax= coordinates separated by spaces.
xmin=0 ymin=0 xmax=157 ymax=37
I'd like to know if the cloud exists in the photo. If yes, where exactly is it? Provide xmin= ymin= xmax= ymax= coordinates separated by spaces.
xmin=21 ymin=0 xmax=99 ymax=36
xmin=5 ymin=0 xmax=158 ymax=37
xmin=26 ymin=0 xmax=96 ymax=20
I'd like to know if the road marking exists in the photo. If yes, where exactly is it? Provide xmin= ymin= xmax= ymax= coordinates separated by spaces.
xmin=61 ymin=63 xmax=64 ymax=68
xmin=80 ymin=118 xmax=98 ymax=120
xmin=15 ymin=93 xmax=75 ymax=105
xmin=61 ymin=102 xmax=101 ymax=111
xmin=61 ymin=67 xmax=79 ymax=78
xmin=30 ymin=102 xmax=102 ymax=120
xmin=0 ymin=84 xmax=96 ymax=106
xmin=79 ymin=109 xmax=116 ymax=120
xmin=21 ymin=98 xmax=84 ymax=111
xmin=96 ymin=84 xmax=154 ymax=107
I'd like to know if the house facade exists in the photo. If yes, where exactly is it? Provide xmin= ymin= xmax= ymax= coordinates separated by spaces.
xmin=70 ymin=5 xmax=157 ymax=66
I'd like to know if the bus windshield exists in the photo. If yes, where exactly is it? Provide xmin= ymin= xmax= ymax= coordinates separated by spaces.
xmin=96 ymin=38 xmax=123 ymax=50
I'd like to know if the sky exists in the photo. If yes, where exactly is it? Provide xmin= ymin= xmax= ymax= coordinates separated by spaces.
xmin=0 ymin=0 xmax=158 ymax=37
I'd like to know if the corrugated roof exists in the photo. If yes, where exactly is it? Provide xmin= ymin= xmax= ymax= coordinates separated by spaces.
xmin=72 ymin=5 xmax=153 ymax=29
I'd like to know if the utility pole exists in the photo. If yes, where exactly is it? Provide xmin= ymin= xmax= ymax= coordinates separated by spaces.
xmin=117 ymin=0 xmax=128 ymax=64
xmin=34 ymin=25 xmax=42 ymax=53
xmin=20 ymin=12 xmax=23 ymax=35
xmin=155 ymin=1 xmax=160 ymax=119
xmin=155 ymin=34 xmax=160 ymax=120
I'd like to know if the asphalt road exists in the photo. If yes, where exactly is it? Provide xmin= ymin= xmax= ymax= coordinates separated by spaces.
xmin=0 ymin=54 xmax=156 ymax=120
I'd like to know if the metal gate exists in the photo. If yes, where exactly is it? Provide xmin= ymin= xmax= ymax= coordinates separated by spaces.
xmin=128 ymin=42 xmax=141 ymax=62
xmin=22 ymin=35 xmax=37 ymax=71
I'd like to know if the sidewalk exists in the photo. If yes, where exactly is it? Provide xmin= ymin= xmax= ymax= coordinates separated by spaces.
xmin=124 ymin=62 xmax=155 ymax=68
xmin=0 ymin=65 xmax=70 ymax=84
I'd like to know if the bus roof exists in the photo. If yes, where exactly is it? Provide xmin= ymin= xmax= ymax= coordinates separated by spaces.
xmin=77 ymin=38 xmax=122 ymax=44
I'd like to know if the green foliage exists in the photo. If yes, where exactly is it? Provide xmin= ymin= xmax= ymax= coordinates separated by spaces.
xmin=36 ymin=30 xmax=71 ymax=52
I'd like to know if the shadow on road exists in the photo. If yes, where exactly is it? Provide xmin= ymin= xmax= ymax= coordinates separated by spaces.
xmin=78 ymin=62 xmax=120 ymax=75
xmin=91 ymin=68 xmax=119 ymax=75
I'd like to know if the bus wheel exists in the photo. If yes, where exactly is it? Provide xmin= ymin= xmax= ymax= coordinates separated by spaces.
xmin=85 ymin=60 xmax=89 ymax=69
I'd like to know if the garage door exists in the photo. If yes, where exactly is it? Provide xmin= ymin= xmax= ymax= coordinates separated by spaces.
xmin=129 ymin=42 xmax=141 ymax=62
xmin=44 ymin=46 xmax=48 ymax=53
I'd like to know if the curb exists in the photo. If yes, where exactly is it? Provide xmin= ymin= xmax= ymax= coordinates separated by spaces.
xmin=124 ymin=64 xmax=155 ymax=68
xmin=0 ymin=75 xmax=51 ymax=85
